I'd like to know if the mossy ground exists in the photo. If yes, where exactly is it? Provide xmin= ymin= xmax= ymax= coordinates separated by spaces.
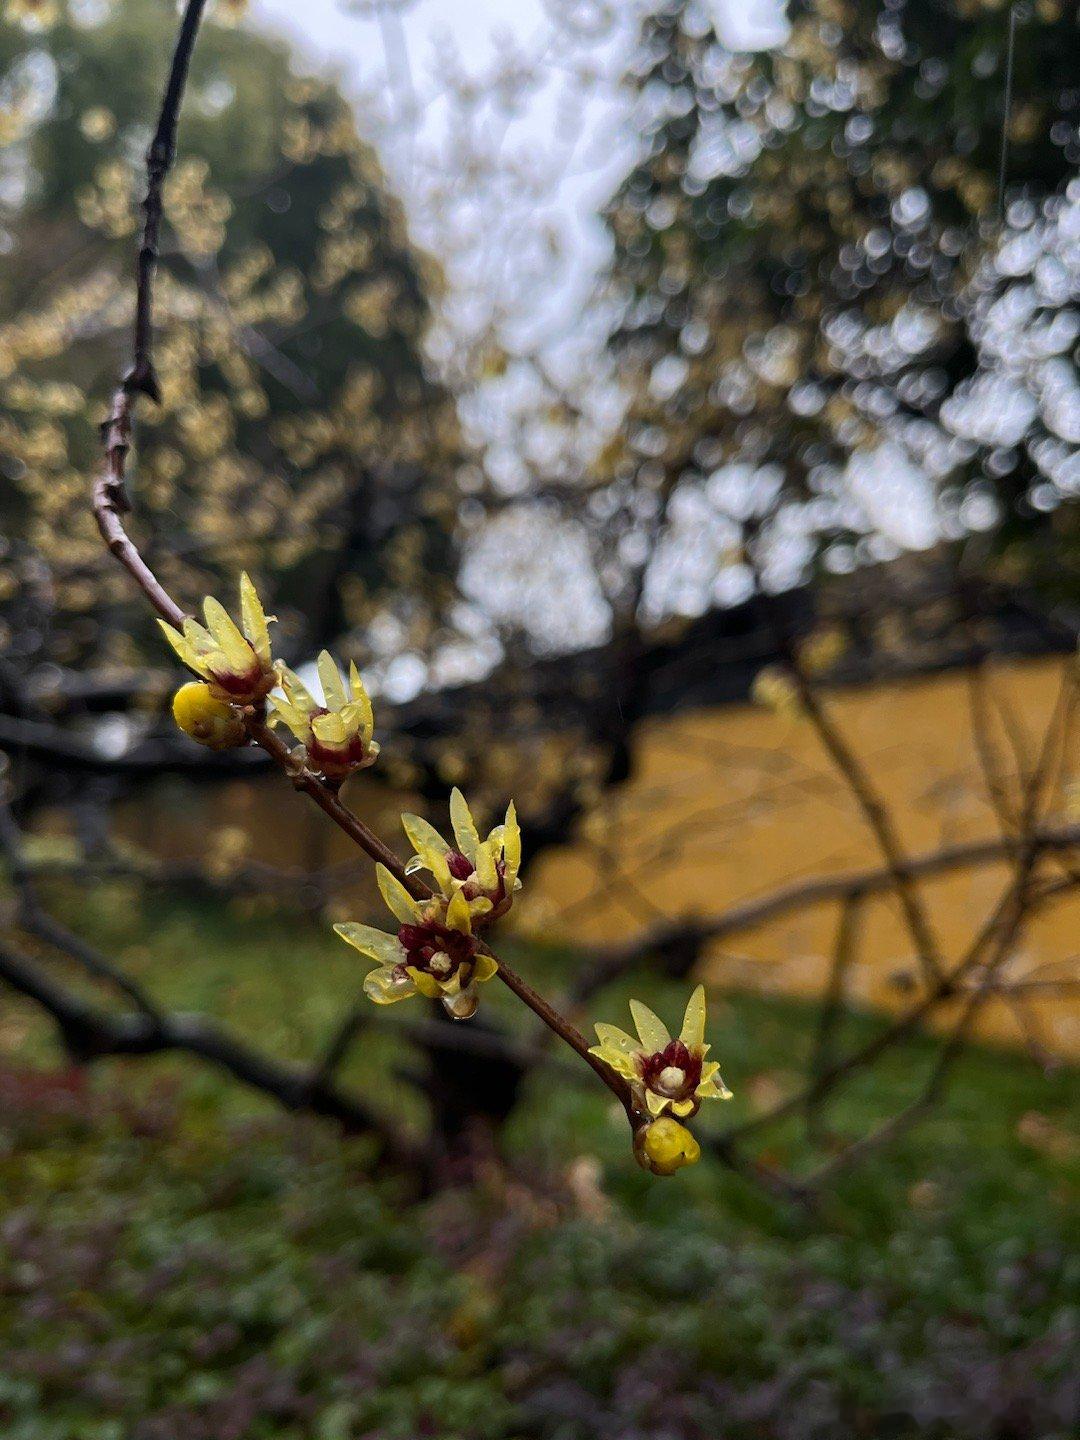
xmin=0 ymin=891 xmax=1076 ymax=1439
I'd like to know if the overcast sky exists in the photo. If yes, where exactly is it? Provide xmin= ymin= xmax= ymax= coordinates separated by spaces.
xmin=251 ymin=0 xmax=790 ymax=343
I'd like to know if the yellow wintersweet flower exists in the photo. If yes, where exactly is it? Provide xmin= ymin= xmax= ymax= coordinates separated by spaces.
xmin=635 ymin=1117 xmax=701 ymax=1176
xmin=158 ymin=573 xmax=275 ymax=705
xmin=334 ymin=864 xmax=498 ymax=1020
xmin=172 ymin=681 xmax=246 ymax=750
xmin=400 ymin=787 xmax=522 ymax=925
xmin=269 ymin=652 xmax=378 ymax=781
xmin=590 ymin=985 xmax=731 ymax=1118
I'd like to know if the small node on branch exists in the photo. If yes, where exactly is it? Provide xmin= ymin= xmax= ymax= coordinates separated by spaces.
xmin=122 ymin=361 xmax=162 ymax=405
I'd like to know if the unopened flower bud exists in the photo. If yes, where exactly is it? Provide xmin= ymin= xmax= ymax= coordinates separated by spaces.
xmin=172 ymin=682 xmax=247 ymax=750
xmin=635 ymin=1117 xmax=701 ymax=1176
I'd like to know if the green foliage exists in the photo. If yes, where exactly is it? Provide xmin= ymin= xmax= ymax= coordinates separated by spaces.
xmin=0 ymin=896 xmax=1076 ymax=1439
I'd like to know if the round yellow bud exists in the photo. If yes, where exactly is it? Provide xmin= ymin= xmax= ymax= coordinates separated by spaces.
xmin=635 ymin=1117 xmax=701 ymax=1177
xmin=172 ymin=682 xmax=246 ymax=750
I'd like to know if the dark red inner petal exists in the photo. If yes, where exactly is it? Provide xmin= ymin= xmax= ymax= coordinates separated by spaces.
xmin=209 ymin=662 xmax=262 ymax=697
xmin=397 ymin=919 xmax=477 ymax=977
xmin=446 ymin=850 xmax=473 ymax=881
xmin=640 ymin=1039 xmax=702 ymax=1097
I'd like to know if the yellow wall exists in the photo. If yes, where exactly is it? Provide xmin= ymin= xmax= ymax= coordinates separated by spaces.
xmin=116 ymin=654 xmax=1078 ymax=1056
xmin=523 ymin=655 xmax=1079 ymax=1056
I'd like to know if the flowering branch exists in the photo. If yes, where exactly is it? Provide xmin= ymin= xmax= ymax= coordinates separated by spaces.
xmin=88 ymin=0 xmax=645 ymax=1150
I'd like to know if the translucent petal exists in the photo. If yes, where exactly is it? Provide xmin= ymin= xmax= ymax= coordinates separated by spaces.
xmin=202 ymin=596 xmax=251 ymax=671
xmin=406 ymin=966 xmax=442 ymax=999
xmin=312 ymin=711 xmax=347 ymax=745
xmin=680 ymin=984 xmax=707 ymax=1050
xmin=364 ymin=965 xmax=415 ymax=1005
xmin=181 ymin=617 xmax=214 ymax=657
xmin=449 ymin=787 xmax=480 ymax=861
xmin=333 ymin=923 xmax=403 ymax=965
xmin=588 ymin=1043 xmax=638 ymax=1081
xmin=158 ymin=620 xmax=200 ymax=673
xmin=592 ymin=1023 xmax=638 ymax=1056
xmin=446 ymin=888 xmax=472 ymax=934
xmin=317 ymin=650 xmax=347 ymax=710
xmin=348 ymin=662 xmax=374 ymax=742
xmin=502 ymin=800 xmax=521 ymax=888
xmin=474 ymin=838 xmax=498 ymax=892
xmin=278 ymin=664 xmax=316 ymax=715
xmin=266 ymin=697 xmax=310 ymax=743
xmin=630 ymin=999 xmax=671 ymax=1053
xmin=401 ymin=812 xmax=451 ymax=858
xmin=645 ymin=1088 xmax=670 ymax=1116
xmin=376 ymin=864 xmax=421 ymax=924
xmin=698 ymin=1063 xmax=732 ymax=1101
xmin=473 ymin=953 xmax=498 ymax=982
xmin=239 ymin=572 xmax=272 ymax=664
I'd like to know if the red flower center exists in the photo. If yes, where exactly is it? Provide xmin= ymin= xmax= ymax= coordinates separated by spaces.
xmin=397 ymin=919 xmax=477 ymax=979
xmin=639 ymin=1040 xmax=701 ymax=1099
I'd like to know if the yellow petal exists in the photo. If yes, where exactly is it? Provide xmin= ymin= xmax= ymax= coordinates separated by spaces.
xmin=406 ymin=967 xmax=441 ymax=999
xmin=449 ymin=787 xmax=480 ymax=861
xmin=645 ymin=1088 xmax=670 ymax=1116
xmin=401 ymin=812 xmax=451 ymax=858
xmin=158 ymin=619 xmax=202 ymax=674
xmin=333 ymin=922 xmax=402 ymax=966
xmin=363 ymin=965 xmax=415 ymax=1004
xmin=266 ymin=696 xmax=310 ymax=743
xmin=181 ymin=617 xmax=214 ymax=657
xmin=376 ymin=864 xmax=422 ymax=924
xmin=474 ymin=838 xmax=498 ymax=892
xmin=629 ymin=999 xmax=671 ymax=1053
xmin=679 ymin=984 xmax=706 ymax=1050
xmin=588 ymin=1043 xmax=638 ymax=1081
xmin=317 ymin=650 xmax=347 ymax=710
xmin=697 ymin=1063 xmax=732 ymax=1101
xmin=501 ymin=800 xmax=521 ymax=888
xmin=473 ymin=953 xmax=499 ymax=982
xmin=203 ymin=596 xmax=254 ymax=674
xmin=312 ymin=711 xmax=347 ymax=745
xmin=239 ymin=572 xmax=272 ymax=664
xmin=400 ymin=815 xmax=452 ymax=892
xmin=446 ymin=888 xmax=472 ymax=934
xmin=592 ymin=1022 xmax=638 ymax=1057
xmin=278 ymin=663 xmax=316 ymax=715
xmin=348 ymin=662 xmax=374 ymax=743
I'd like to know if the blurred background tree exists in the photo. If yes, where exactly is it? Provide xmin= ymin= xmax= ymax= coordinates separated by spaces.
xmin=0 ymin=8 xmax=1076 ymax=1432
xmin=0 ymin=0 xmax=463 ymax=709
xmin=602 ymin=0 xmax=1080 ymax=602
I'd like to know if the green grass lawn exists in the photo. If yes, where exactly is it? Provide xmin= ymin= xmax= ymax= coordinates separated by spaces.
xmin=0 ymin=889 xmax=1077 ymax=1439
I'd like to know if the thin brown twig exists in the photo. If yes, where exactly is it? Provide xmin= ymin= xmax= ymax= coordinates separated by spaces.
xmin=84 ymin=0 xmax=635 ymax=1123
xmin=788 ymin=661 xmax=945 ymax=988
